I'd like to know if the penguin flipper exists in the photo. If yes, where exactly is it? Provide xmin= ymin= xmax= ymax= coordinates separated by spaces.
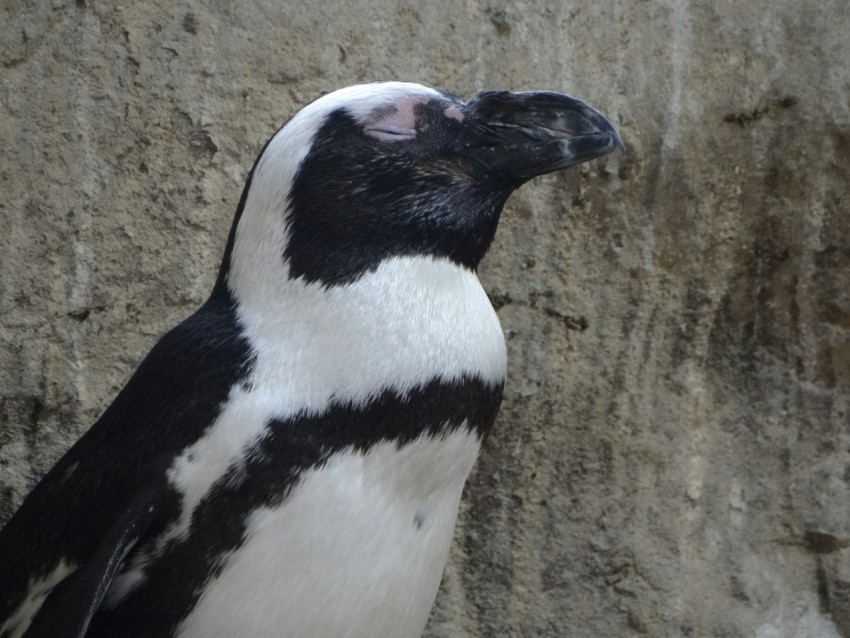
xmin=21 ymin=485 xmax=160 ymax=638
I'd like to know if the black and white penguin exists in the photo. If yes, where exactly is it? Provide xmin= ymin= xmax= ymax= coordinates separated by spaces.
xmin=0 ymin=81 xmax=622 ymax=638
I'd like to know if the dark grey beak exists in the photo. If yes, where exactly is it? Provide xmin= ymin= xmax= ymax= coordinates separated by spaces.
xmin=455 ymin=90 xmax=625 ymax=183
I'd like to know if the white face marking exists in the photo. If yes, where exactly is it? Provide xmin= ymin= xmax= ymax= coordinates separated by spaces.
xmin=175 ymin=429 xmax=481 ymax=638
xmin=1 ymin=559 xmax=77 ymax=638
xmin=246 ymin=83 xmax=444 ymax=215
xmin=306 ymin=82 xmax=445 ymax=125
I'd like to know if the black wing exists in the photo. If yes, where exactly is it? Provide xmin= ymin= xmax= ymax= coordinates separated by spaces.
xmin=20 ymin=486 xmax=160 ymax=638
xmin=0 ymin=292 xmax=254 ymax=637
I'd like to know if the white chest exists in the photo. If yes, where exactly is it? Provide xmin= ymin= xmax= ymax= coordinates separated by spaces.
xmin=175 ymin=429 xmax=481 ymax=638
xmin=236 ymin=255 xmax=507 ymax=412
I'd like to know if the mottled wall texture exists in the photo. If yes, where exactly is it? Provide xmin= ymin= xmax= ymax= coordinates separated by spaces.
xmin=1 ymin=1 xmax=848 ymax=636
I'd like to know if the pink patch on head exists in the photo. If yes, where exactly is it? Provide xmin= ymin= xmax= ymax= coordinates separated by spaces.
xmin=364 ymin=95 xmax=428 ymax=142
xmin=443 ymin=105 xmax=464 ymax=122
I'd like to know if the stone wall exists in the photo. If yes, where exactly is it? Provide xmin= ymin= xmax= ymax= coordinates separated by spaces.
xmin=1 ymin=1 xmax=848 ymax=636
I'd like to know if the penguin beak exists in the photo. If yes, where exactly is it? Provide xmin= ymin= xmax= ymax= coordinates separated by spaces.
xmin=455 ymin=90 xmax=625 ymax=183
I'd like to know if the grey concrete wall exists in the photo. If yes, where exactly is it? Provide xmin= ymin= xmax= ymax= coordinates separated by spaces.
xmin=1 ymin=1 xmax=848 ymax=636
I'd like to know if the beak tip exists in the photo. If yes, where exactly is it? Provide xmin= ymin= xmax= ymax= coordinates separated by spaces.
xmin=599 ymin=115 xmax=625 ymax=154
xmin=614 ymin=131 xmax=626 ymax=153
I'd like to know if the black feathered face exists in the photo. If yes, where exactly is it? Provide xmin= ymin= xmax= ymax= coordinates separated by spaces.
xmin=227 ymin=82 xmax=622 ymax=289
xmin=285 ymin=91 xmax=511 ymax=286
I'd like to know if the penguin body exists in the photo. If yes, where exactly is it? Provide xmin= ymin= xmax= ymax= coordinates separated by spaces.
xmin=0 ymin=82 xmax=622 ymax=638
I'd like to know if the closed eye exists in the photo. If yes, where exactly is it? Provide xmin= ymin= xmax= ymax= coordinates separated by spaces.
xmin=365 ymin=127 xmax=416 ymax=142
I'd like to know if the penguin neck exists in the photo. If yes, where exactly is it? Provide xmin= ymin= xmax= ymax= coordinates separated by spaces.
xmin=222 ymin=197 xmax=507 ymax=412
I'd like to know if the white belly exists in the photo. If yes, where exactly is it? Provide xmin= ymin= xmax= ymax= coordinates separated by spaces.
xmin=175 ymin=428 xmax=481 ymax=638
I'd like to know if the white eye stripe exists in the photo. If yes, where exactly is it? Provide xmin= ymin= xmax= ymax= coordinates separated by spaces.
xmin=365 ymin=127 xmax=416 ymax=142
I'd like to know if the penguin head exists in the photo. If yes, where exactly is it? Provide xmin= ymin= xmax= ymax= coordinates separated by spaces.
xmin=222 ymin=82 xmax=622 ymax=291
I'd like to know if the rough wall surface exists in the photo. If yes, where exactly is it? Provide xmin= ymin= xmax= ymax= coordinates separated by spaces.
xmin=1 ymin=1 xmax=848 ymax=636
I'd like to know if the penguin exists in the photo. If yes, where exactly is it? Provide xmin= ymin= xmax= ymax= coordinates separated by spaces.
xmin=0 ymin=81 xmax=623 ymax=638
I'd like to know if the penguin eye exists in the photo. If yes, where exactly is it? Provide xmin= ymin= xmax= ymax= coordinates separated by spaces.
xmin=364 ymin=126 xmax=416 ymax=142
xmin=362 ymin=99 xmax=422 ymax=142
